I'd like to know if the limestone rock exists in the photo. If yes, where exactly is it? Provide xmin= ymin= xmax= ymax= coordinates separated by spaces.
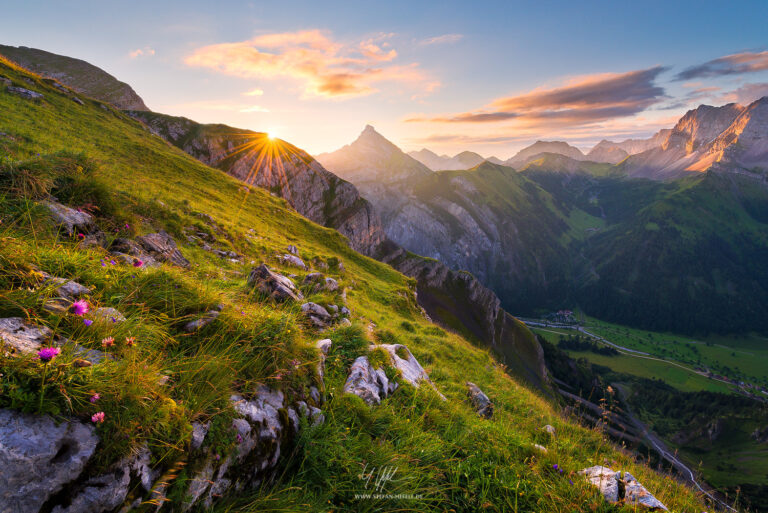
xmin=579 ymin=466 xmax=620 ymax=503
xmin=40 ymin=273 xmax=91 ymax=299
xmin=277 ymin=253 xmax=307 ymax=269
xmin=0 ymin=317 xmax=52 ymax=355
xmin=340 ymin=306 xmax=351 ymax=317
xmin=52 ymin=446 xmax=157 ymax=513
xmin=247 ymin=264 xmax=303 ymax=302
xmin=286 ymin=245 xmax=299 ymax=255
xmin=543 ymin=424 xmax=556 ymax=437
xmin=109 ymin=238 xmax=159 ymax=267
xmin=623 ymin=472 xmax=668 ymax=510
xmin=301 ymin=302 xmax=332 ymax=328
xmin=339 ymin=318 xmax=352 ymax=327
xmin=533 ymin=444 xmax=548 ymax=453
xmin=0 ymin=408 xmax=99 ymax=513
xmin=6 ymin=86 xmax=43 ymax=100
xmin=41 ymin=200 xmax=95 ymax=237
xmin=375 ymin=344 xmax=444 ymax=399
xmin=89 ymin=307 xmax=126 ymax=323
xmin=190 ymin=422 xmax=210 ymax=450
xmin=315 ymin=338 xmax=332 ymax=380
xmin=466 ymin=382 xmax=493 ymax=418
xmin=184 ymin=310 xmax=220 ymax=332
xmin=136 ymin=230 xmax=190 ymax=268
xmin=324 ymin=277 xmax=339 ymax=292
xmin=343 ymin=356 xmax=396 ymax=405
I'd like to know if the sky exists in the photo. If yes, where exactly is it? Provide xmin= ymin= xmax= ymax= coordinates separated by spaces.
xmin=3 ymin=0 xmax=768 ymax=158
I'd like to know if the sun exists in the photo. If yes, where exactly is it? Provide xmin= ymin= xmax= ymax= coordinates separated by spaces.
xmin=265 ymin=130 xmax=277 ymax=141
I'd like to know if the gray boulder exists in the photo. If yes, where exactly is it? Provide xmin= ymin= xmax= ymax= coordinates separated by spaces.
xmin=375 ymin=344 xmax=444 ymax=399
xmin=343 ymin=356 xmax=396 ymax=405
xmin=136 ymin=230 xmax=191 ymax=268
xmin=247 ymin=264 xmax=303 ymax=302
xmin=40 ymin=273 xmax=91 ymax=299
xmin=277 ymin=254 xmax=306 ymax=270
xmin=340 ymin=306 xmax=351 ymax=317
xmin=324 ymin=277 xmax=339 ymax=292
xmin=109 ymin=238 xmax=159 ymax=267
xmin=466 ymin=382 xmax=493 ymax=419
xmin=286 ymin=245 xmax=299 ymax=255
xmin=580 ymin=466 xmax=620 ymax=503
xmin=52 ymin=446 xmax=157 ymax=513
xmin=0 ymin=317 xmax=52 ymax=355
xmin=6 ymin=86 xmax=43 ymax=100
xmin=542 ymin=424 xmax=556 ymax=437
xmin=315 ymin=338 xmax=332 ymax=380
xmin=41 ymin=200 xmax=95 ymax=237
xmin=89 ymin=307 xmax=126 ymax=324
xmin=301 ymin=302 xmax=332 ymax=328
xmin=623 ymin=472 xmax=668 ymax=510
xmin=0 ymin=409 xmax=99 ymax=513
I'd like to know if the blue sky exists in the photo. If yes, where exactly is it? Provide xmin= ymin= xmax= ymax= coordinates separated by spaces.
xmin=3 ymin=0 xmax=768 ymax=157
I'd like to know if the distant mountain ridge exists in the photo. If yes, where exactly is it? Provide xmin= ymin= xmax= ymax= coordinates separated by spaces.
xmin=0 ymin=45 xmax=149 ymax=111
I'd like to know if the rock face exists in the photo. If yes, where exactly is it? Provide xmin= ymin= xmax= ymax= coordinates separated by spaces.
xmin=0 ymin=409 xmax=99 ymax=513
xmin=6 ymin=86 xmax=43 ymax=100
xmin=466 ymin=382 xmax=493 ymax=418
xmin=127 ymin=111 xmax=387 ymax=256
xmin=344 ymin=356 xmax=397 ymax=405
xmin=0 ymin=45 xmax=149 ymax=110
xmin=248 ymin=264 xmax=303 ymax=302
xmin=579 ymin=466 xmax=667 ymax=511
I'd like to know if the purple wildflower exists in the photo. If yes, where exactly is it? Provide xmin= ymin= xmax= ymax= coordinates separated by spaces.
xmin=553 ymin=464 xmax=558 ymax=470
xmin=89 ymin=393 xmax=100 ymax=403
xmin=71 ymin=300 xmax=89 ymax=316
xmin=83 ymin=319 xmax=93 ymax=327
xmin=236 ymin=433 xmax=243 ymax=444
xmin=110 ymin=259 xmax=117 ymax=265
xmin=124 ymin=223 xmax=130 ymax=230
xmin=569 ymin=479 xmax=574 ymax=486
xmin=91 ymin=412 xmax=105 ymax=423
xmin=37 ymin=347 xmax=61 ymax=363
xmin=77 ymin=233 xmax=85 ymax=240
xmin=133 ymin=259 xmax=143 ymax=268
xmin=100 ymin=260 xmax=106 ymax=267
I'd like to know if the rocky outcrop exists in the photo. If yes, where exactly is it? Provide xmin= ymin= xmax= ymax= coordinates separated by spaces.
xmin=247 ymin=265 xmax=303 ymax=302
xmin=0 ymin=45 xmax=149 ymax=110
xmin=0 ymin=409 xmax=99 ymax=513
xmin=0 ymin=317 xmax=54 ymax=355
xmin=579 ymin=466 xmax=667 ymax=510
xmin=343 ymin=356 xmax=397 ymax=405
xmin=6 ymin=86 xmax=43 ymax=100
xmin=276 ymin=253 xmax=307 ymax=270
xmin=375 ymin=343 xmax=443 ymax=398
xmin=183 ymin=306 xmax=223 ymax=332
xmin=466 ymin=382 xmax=493 ymax=418
xmin=301 ymin=302 xmax=332 ymax=328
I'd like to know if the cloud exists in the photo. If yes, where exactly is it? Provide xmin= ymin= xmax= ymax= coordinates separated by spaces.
xmin=242 ymin=88 xmax=264 ymax=96
xmin=129 ymin=47 xmax=155 ymax=59
xmin=716 ymin=82 xmax=768 ymax=105
xmin=407 ymin=67 xmax=667 ymax=128
xmin=185 ymin=30 xmax=438 ymax=99
xmin=675 ymin=50 xmax=768 ymax=80
xmin=419 ymin=34 xmax=463 ymax=46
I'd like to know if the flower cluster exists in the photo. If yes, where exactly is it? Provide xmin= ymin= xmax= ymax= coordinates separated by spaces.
xmin=71 ymin=300 xmax=89 ymax=316
xmin=37 ymin=347 xmax=61 ymax=363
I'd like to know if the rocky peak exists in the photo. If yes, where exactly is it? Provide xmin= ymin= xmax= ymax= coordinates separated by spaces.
xmin=506 ymin=140 xmax=585 ymax=168
xmin=662 ymin=102 xmax=744 ymax=154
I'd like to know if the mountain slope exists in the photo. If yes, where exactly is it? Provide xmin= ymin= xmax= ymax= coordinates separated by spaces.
xmin=0 ymin=53 xmax=709 ymax=513
xmin=505 ymin=140 xmax=585 ymax=168
xmin=409 ymin=148 xmax=487 ymax=171
xmin=0 ymin=45 xmax=149 ymax=111
xmin=129 ymin=113 xmax=550 ymax=391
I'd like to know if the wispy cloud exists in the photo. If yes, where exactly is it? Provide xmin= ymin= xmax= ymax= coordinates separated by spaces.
xmin=716 ymin=82 xmax=768 ymax=105
xmin=185 ymin=30 xmax=438 ymax=99
xmin=675 ymin=50 xmax=768 ymax=80
xmin=242 ymin=88 xmax=264 ymax=96
xmin=407 ymin=67 xmax=667 ymax=128
xmin=129 ymin=47 xmax=155 ymax=59
xmin=419 ymin=34 xmax=463 ymax=46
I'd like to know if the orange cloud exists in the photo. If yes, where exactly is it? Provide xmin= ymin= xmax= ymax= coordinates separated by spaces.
xmin=185 ymin=30 xmax=437 ymax=99
xmin=407 ymin=67 xmax=667 ymax=127
xmin=675 ymin=50 xmax=768 ymax=80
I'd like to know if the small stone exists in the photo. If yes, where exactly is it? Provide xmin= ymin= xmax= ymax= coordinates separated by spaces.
xmin=137 ymin=230 xmax=191 ymax=268
xmin=184 ymin=311 xmax=220 ymax=332
xmin=324 ymin=277 xmax=339 ymax=292
xmin=301 ymin=302 xmax=332 ymax=328
xmin=286 ymin=245 xmax=299 ymax=255
xmin=90 ymin=307 xmax=126 ymax=323
xmin=543 ymin=424 xmax=556 ymax=437
xmin=466 ymin=382 xmax=494 ymax=419
xmin=623 ymin=472 xmax=668 ymax=510
xmin=190 ymin=422 xmax=210 ymax=450
xmin=533 ymin=444 xmax=548 ymax=453
xmin=343 ymin=356 xmax=395 ymax=405
xmin=41 ymin=200 xmax=95 ymax=237
xmin=277 ymin=254 xmax=306 ymax=270
xmin=339 ymin=318 xmax=352 ymax=327
xmin=340 ymin=306 xmax=351 ymax=317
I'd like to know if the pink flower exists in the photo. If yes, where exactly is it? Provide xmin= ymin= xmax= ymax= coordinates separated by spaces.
xmin=133 ymin=259 xmax=144 ymax=268
xmin=77 ymin=233 xmax=85 ymax=240
xmin=101 ymin=337 xmax=115 ymax=348
xmin=124 ymin=336 xmax=136 ymax=347
xmin=71 ymin=300 xmax=89 ymax=316
xmin=91 ymin=412 xmax=105 ymax=423
xmin=37 ymin=347 xmax=61 ymax=363
xmin=89 ymin=393 xmax=100 ymax=403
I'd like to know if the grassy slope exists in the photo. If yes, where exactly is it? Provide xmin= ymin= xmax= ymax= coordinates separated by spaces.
xmin=0 ymin=58 xmax=708 ymax=512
